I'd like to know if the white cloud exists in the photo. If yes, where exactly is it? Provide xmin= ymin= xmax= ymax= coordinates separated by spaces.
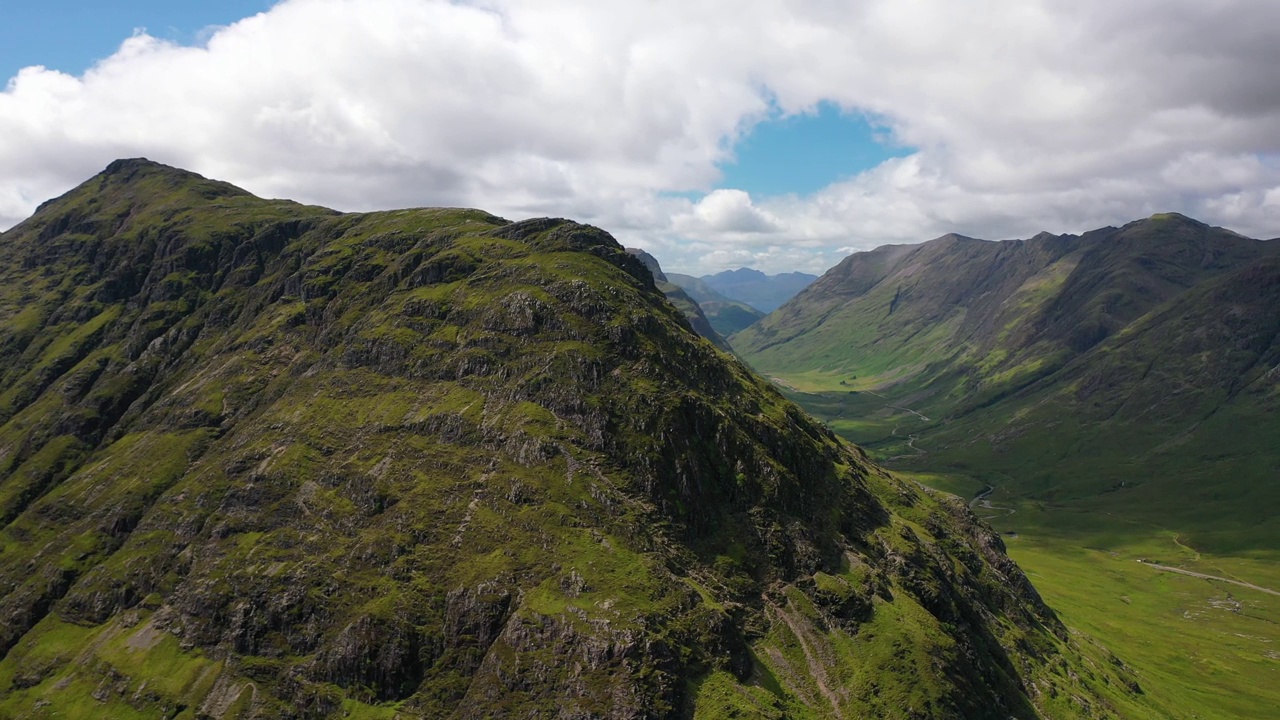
xmin=679 ymin=189 xmax=780 ymax=234
xmin=2 ymin=0 xmax=1279 ymax=274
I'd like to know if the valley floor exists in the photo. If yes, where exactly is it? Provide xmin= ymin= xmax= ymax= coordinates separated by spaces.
xmin=782 ymin=387 xmax=1280 ymax=720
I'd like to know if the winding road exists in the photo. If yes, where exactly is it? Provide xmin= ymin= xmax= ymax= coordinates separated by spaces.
xmin=969 ymin=484 xmax=1016 ymax=519
xmin=862 ymin=390 xmax=932 ymax=422
xmin=1136 ymin=560 xmax=1280 ymax=598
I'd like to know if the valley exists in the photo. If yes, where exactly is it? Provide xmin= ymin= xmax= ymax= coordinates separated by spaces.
xmin=774 ymin=387 xmax=1280 ymax=718
xmin=737 ymin=216 xmax=1280 ymax=718
xmin=3 ymin=2 xmax=1276 ymax=718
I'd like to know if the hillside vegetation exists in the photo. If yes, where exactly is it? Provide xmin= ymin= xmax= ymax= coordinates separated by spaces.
xmin=735 ymin=215 xmax=1280 ymax=717
xmin=0 ymin=160 xmax=1160 ymax=718
xmin=734 ymin=214 xmax=1280 ymax=548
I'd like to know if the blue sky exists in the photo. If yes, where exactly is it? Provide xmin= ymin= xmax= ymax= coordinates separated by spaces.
xmin=721 ymin=103 xmax=909 ymax=197
xmin=1 ymin=1 xmax=274 ymax=78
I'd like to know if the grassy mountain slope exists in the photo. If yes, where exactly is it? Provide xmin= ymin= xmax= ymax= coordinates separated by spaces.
xmin=735 ymin=216 xmax=1280 ymax=717
xmin=913 ymin=256 xmax=1280 ymax=551
xmin=734 ymin=215 xmax=1275 ymax=408
xmin=665 ymin=273 xmax=766 ymax=337
xmin=0 ymin=160 xmax=1153 ymax=719
xmin=734 ymin=213 xmax=1279 ymax=535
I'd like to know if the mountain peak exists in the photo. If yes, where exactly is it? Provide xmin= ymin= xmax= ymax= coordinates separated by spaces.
xmin=932 ymin=232 xmax=985 ymax=243
xmin=1147 ymin=211 xmax=1199 ymax=223
xmin=0 ymin=160 xmax=1149 ymax=718
xmin=624 ymin=247 xmax=668 ymax=283
xmin=28 ymin=158 xmax=259 ymax=223
xmin=1135 ymin=212 xmax=1215 ymax=233
xmin=700 ymin=267 xmax=817 ymax=313
xmin=93 ymin=156 xmax=240 ymax=192
xmin=94 ymin=157 xmax=238 ymax=193
xmin=101 ymin=156 xmax=167 ymax=175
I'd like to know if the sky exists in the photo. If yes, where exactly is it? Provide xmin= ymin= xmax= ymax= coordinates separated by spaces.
xmin=2 ymin=1 xmax=1279 ymax=275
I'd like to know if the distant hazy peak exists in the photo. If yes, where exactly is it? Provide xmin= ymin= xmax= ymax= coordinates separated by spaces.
xmin=709 ymin=267 xmax=767 ymax=281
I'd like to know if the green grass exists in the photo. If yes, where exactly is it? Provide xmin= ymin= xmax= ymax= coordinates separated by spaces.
xmin=690 ymin=669 xmax=789 ymax=719
xmin=0 ymin=613 xmax=225 ymax=719
xmin=0 ymin=159 xmax=1176 ymax=717
xmin=853 ymin=461 xmax=1280 ymax=719
xmin=776 ymin=373 xmax=1280 ymax=719
xmin=1008 ymin=530 xmax=1280 ymax=719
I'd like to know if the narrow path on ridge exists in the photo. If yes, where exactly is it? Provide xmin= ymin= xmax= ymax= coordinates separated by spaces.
xmin=765 ymin=597 xmax=845 ymax=715
xmin=1172 ymin=534 xmax=1202 ymax=561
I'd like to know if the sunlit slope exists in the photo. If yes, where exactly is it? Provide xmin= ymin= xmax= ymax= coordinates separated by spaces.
xmin=734 ymin=215 xmax=1276 ymax=412
xmin=735 ymin=215 xmax=1279 ymax=541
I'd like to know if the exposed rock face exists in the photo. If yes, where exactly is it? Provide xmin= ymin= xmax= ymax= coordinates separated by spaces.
xmin=0 ymin=160 xmax=1143 ymax=718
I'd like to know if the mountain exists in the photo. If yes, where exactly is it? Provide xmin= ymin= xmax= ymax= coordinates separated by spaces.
xmin=0 ymin=160 xmax=1156 ymax=718
xmin=664 ymin=272 xmax=766 ymax=336
xmin=909 ymin=252 xmax=1280 ymax=549
xmin=733 ymin=215 xmax=1280 ymax=717
xmin=733 ymin=213 xmax=1280 ymax=549
xmin=699 ymin=268 xmax=818 ymax=314
xmin=625 ymin=249 xmax=732 ymax=350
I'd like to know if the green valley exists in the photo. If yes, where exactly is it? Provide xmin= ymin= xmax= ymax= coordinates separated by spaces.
xmin=735 ymin=216 xmax=1280 ymax=718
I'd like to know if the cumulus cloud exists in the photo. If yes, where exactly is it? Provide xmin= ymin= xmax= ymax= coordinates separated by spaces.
xmin=1 ymin=0 xmax=1279 ymax=275
xmin=678 ymin=189 xmax=780 ymax=234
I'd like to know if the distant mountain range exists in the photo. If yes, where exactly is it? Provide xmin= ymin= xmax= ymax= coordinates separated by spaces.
xmin=624 ymin=265 xmax=815 ymax=337
xmin=734 ymin=213 xmax=1280 ymax=551
xmin=622 ymin=256 xmax=817 ymax=338
xmin=688 ymin=268 xmax=819 ymax=314
xmin=626 ymin=248 xmax=732 ymax=349
xmin=661 ymin=273 xmax=765 ymax=336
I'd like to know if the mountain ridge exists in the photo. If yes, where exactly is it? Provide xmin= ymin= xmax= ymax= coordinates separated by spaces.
xmin=733 ymin=210 xmax=1280 ymax=552
xmin=663 ymin=272 xmax=766 ymax=337
xmin=732 ymin=214 xmax=1280 ymax=715
xmin=0 ymin=160 xmax=1153 ymax=718
xmin=734 ymin=213 xmax=1277 ymax=401
xmin=624 ymin=248 xmax=732 ymax=350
